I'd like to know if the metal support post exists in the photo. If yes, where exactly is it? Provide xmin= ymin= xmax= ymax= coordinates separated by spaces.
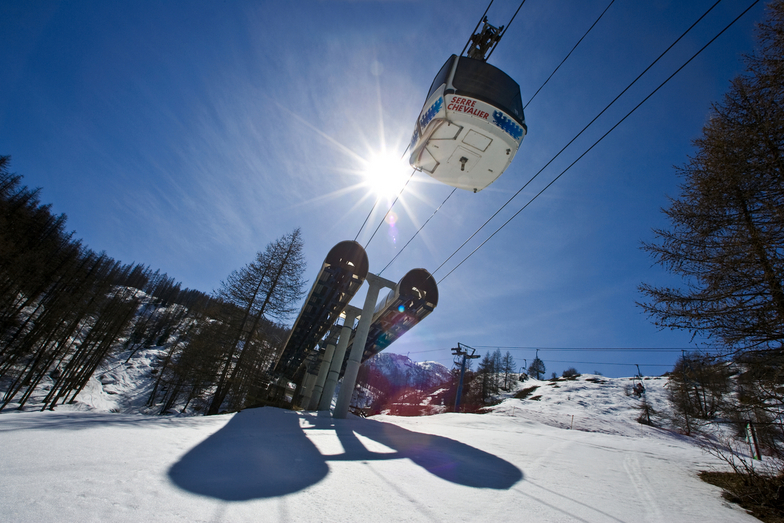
xmin=455 ymin=353 xmax=468 ymax=412
xmin=334 ymin=273 xmax=395 ymax=419
xmin=298 ymin=372 xmax=318 ymax=409
xmin=746 ymin=421 xmax=762 ymax=460
xmin=307 ymin=327 xmax=340 ymax=410
xmin=319 ymin=306 xmax=360 ymax=412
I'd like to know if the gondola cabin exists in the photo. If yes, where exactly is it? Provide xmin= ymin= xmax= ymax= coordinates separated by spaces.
xmin=409 ymin=54 xmax=527 ymax=193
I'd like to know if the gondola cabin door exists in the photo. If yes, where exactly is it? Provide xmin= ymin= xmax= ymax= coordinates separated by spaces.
xmin=409 ymin=55 xmax=527 ymax=193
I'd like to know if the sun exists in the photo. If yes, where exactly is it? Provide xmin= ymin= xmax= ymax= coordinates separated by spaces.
xmin=362 ymin=151 xmax=412 ymax=199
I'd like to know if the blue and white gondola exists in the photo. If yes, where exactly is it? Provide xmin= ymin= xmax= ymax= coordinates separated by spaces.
xmin=409 ymin=54 xmax=527 ymax=193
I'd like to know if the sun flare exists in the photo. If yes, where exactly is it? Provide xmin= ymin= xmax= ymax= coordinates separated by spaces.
xmin=362 ymin=151 xmax=411 ymax=198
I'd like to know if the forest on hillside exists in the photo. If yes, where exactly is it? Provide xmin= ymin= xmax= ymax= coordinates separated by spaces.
xmin=0 ymin=156 xmax=304 ymax=415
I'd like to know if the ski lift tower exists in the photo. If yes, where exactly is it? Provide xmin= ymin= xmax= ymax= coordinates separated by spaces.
xmin=452 ymin=343 xmax=480 ymax=413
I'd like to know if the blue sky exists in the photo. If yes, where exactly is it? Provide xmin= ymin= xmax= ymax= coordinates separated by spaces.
xmin=1 ymin=0 xmax=767 ymax=377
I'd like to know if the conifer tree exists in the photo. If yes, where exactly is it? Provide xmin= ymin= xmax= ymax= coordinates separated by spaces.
xmin=641 ymin=2 xmax=784 ymax=499
xmin=207 ymin=229 xmax=306 ymax=414
xmin=501 ymin=351 xmax=516 ymax=390
xmin=639 ymin=0 xmax=784 ymax=353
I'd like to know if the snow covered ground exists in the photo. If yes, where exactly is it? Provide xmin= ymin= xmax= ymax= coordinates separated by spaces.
xmin=0 ymin=369 xmax=760 ymax=522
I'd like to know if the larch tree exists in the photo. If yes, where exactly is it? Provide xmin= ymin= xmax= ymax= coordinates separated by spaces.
xmin=639 ymin=0 xmax=784 ymax=354
xmin=208 ymin=228 xmax=306 ymax=414
xmin=501 ymin=351 xmax=516 ymax=390
xmin=639 ymin=3 xmax=784 ymax=496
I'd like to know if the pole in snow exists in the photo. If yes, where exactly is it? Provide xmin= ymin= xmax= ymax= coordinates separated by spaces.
xmin=746 ymin=421 xmax=762 ymax=460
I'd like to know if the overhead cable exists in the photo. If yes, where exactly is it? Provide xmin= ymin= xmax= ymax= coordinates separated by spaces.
xmin=354 ymin=198 xmax=380 ymax=242
xmin=525 ymin=0 xmax=616 ymax=109
xmin=363 ymin=168 xmax=417 ymax=248
xmin=407 ymin=346 xmax=713 ymax=355
xmin=472 ymin=346 xmax=713 ymax=352
xmin=379 ymin=188 xmax=457 ymax=275
xmin=434 ymin=0 xmax=725 ymax=277
xmin=486 ymin=0 xmax=527 ymax=61
xmin=535 ymin=359 xmax=673 ymax=367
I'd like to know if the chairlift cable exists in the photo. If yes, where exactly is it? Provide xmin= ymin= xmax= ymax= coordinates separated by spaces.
xmin=471 ymin=346 xmax=715 ymax=352
xmin=407 ymin=347 xmax=709 ymax=355
xmin=354 ymin=198 xmax=380 ymax=242
xmin=536 ymin=359 xmax=674 ymax=368
xmin=434 ymin=0 xmax=723 ymax=276
xmin=405 ymin=349 xmax=676 ymax=368
xmin=434 ymin=0 xmax=736 ymax=282
xmin=460 ymin=0 xmax=496 ymax=57
xmin=485 ymin=0 xmax=527 ymax=62
xmin=525 ymin=0 xmax=616 ymax=109
xmin=378 ymin=187 xmax=457 ymax=276
xmin=438 ymin=0 xmax=759 ymax=284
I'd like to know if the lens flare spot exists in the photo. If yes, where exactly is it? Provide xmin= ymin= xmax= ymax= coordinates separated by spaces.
xmin=385 ymin=212 xmax=398 ymax=225
xmin=398 ymin=305 xmax=405 ymax=313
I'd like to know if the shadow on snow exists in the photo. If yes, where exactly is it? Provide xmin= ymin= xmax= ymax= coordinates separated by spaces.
xmin=168 ymin=407 xmax=523 ymax=500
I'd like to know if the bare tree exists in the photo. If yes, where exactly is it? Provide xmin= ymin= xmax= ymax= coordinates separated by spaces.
xmin=501 ymin=351 xmax=516 ymax=390
xmin=207 ymin=229 xmax=306 ymax=414
xmin=638 ymin=0 xmax=784 ymax=353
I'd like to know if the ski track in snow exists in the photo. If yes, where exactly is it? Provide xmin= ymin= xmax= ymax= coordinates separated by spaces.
xmin=623 ymin=453 xmax=662 ymax=522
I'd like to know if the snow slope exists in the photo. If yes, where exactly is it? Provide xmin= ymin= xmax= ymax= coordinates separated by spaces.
xmin=2 ymin=346 xmax=197 ymax=415
xmin=489 ymin=375 xmax=673 ymax=437
xmin=0 ymin=373 xmax=759 ymax=522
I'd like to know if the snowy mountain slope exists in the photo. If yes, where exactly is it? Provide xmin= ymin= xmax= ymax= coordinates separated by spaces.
xmin=364 ymin=352 xmax=452 ymax=389
xmin=8 ymin=346 xmax=672 ymax=438
xmin=8 ymin=346 xmax=678 ymax=443
xmin=3 ymin=346 xmax=175 ymax=415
